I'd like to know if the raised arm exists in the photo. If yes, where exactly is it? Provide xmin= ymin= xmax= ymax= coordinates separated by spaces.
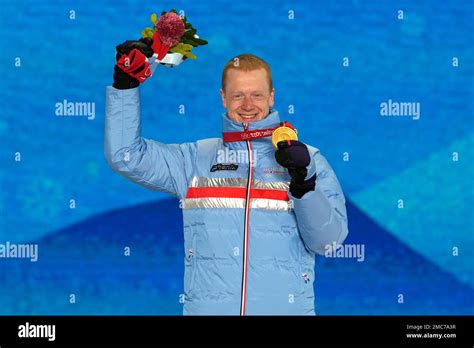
xmin=104 ymin=38 xmax=196 ymax=199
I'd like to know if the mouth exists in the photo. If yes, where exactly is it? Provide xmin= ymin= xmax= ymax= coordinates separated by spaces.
xmin=238 ymin=113 xmax=259 ymax=120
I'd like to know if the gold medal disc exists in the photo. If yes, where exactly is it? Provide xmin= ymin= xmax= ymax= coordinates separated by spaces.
xmin=272 ymin=126 xmax=298 ymax=148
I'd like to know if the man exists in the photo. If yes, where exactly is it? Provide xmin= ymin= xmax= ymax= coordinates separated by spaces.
xmin=104 ymin=38 xmax=349 ymax=315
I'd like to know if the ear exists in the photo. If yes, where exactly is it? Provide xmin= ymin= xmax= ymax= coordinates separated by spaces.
xmin=220 ymin=88 xmax=227 ymax=109
xmin=269 ymin=88 xmax=275 ymax=108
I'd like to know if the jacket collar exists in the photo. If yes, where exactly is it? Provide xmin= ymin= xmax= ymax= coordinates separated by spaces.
xmin=221 ymin=108 xmax=281 ymax=153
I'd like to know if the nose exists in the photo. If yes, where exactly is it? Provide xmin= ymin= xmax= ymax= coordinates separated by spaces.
xmin=242 ymin=96 xmax=253 ymax=110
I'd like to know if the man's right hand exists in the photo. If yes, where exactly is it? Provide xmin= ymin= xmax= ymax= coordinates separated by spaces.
xmin=113 ymin=38 xmax=155 ymax=90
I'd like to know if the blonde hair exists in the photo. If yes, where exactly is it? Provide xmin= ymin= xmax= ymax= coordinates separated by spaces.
xmin=221 ymin=54 xmax=273 ymax=92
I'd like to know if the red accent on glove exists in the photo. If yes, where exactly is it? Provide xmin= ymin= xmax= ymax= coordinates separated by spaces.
xmin=151 ymin=31 xmax=171 ymax=60
xmin=116 ymin=48 xmax=151 ymax=82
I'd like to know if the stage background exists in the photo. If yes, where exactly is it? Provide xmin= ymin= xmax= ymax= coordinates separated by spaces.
xmin=0 ymin=0 xmax=472 ymax=314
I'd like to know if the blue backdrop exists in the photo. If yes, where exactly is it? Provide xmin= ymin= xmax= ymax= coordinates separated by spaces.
xmin=0 ymin=0 xmax=472 ymax=314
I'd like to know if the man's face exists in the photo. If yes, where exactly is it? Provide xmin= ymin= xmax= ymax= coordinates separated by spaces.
xmin=220 ymin=68 xmax=275 ymax=123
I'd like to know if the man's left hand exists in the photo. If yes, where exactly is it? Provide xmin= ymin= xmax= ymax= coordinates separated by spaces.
xmin=275 ymin=140 xmax=316 ymax=199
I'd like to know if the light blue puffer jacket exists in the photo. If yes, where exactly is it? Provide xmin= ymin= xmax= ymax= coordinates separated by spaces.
xmin=104 ymin=86 xmax=348 ymax=315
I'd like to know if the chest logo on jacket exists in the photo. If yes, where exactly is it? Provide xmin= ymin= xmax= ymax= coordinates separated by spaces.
xmin=210 ymin=163 xmax=239 ymax=172
xmin=263 ymin=167 xmax=285 ymax=176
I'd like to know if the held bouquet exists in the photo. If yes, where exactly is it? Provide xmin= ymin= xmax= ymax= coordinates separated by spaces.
xmin=141 ymin=9 xmax=208 ymax=68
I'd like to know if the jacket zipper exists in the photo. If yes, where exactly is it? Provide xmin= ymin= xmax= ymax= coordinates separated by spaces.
xmin=240 ymin=122 xmax=253 ymax=316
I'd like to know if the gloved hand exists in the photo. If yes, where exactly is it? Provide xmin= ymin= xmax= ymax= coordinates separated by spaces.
xmin=275 ymin=140 xmax=316 ymax=199
xmin=113 ymin=38 xmax=155 ymax=90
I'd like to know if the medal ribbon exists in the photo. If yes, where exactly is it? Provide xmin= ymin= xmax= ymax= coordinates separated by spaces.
xmin=223 ymin=121 xmax=295 ymax=143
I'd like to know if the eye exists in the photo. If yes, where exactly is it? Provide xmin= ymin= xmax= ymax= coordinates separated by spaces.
xmin=233 ymin=94 xmax=243 ymax=100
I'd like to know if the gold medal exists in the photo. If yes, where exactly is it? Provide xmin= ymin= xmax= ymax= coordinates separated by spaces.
xmin=272 ymin=126 xmax=298 ymax=148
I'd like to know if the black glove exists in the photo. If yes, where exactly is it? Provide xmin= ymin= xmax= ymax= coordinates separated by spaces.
xmin=275 ymin=140 xmax=316 ymax=199
xmin=113 ymin=38 xmax=155 ymax=90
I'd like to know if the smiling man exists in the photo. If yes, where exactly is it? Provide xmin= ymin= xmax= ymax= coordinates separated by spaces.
xmin=220 ymin=64 xmax=274 ymax=123
xmin=105 ymin=38 xmax=349 ymax=315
